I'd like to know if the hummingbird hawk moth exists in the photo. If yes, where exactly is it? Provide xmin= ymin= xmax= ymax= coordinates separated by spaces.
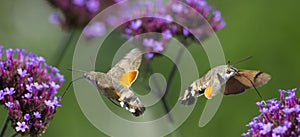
xmin=179 ymin=62 xmax=271 ymax=105
xmin=83 ymin=48 xmax=145 ymax=116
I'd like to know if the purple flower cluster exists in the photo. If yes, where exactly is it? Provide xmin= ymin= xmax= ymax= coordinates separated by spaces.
xmin=123 ymin=0 xmax=226 ymax=59
xmin=48 ymin=0 xmax=226 ymax=61
xmin=47 ymin=0 xmax=118 ymax=29
xmin=242 ymin=89 xmax=300 ymax=137
xmin=0 ymin=46 xmax=64 ymax=136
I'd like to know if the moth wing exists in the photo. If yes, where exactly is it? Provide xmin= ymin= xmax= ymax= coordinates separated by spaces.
xmin=235 ymin=70 xmax=271 ymax=87
xmin=107 ymin=48 xmax=142 ymax=86
xmin=119 ymin=71 xmax=139 ymax=87
xmin=223 ymin=70 xmax=271 ymax=95
xmin=204 ymin=80 xmax=223 ymax=99
xmin=204 ymin=82 xmax=213 ymax=99
xmin=223 ymin=76 xmax=249 ymax=95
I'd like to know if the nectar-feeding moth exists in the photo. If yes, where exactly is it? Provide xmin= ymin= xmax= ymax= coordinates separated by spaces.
xmin=83 ymin=48 xmax=145 ymax=116
xmin=179 ymin=61 xmax=271 ymax=105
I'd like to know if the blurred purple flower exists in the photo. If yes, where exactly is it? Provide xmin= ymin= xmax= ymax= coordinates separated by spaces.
xmin=242 ymin=89 xmax=300 ymax=136
xmin=83 ymin=22 xmax=107 ymax=37
xmin=47 ymin=0 xmax=121 ymax=29
xmin=86 ymin=0 xmax=100 ymax=13
xmin=123 ymin=0 xmax=226 ymax=60
xmin=130 ymin=19 xmax=142 ymax=30
xmin=0 ymin=46 xmax=64 ymax=136
xmin=48 ymin=12 xmax=61 ymax=25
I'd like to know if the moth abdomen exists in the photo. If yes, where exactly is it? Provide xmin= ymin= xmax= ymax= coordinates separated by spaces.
xmin=179 ymin=95 xmax=195 ymax=106
xmin=119 ymin=98 xmax=145 ymax=117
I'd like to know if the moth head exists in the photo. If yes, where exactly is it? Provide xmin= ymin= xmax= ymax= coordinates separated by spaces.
xmin=224 ymin=64 xmax=238 ymax=78
xmin=83 ymin=71 xmax=97 ymax=81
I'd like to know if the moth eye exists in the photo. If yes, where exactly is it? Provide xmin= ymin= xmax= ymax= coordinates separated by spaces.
xmin=226 ymin=70 xmax=231 ymax=74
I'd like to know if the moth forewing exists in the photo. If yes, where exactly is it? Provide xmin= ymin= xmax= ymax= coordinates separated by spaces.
xmin=235 ymin=70 xmax=271 ymax=88
xmin=107 ymin=48 xmax=142 ymax=80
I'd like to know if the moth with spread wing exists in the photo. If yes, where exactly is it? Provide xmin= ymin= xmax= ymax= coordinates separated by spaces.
xmin=179 ymin=63 xmax=271 ymax=105
xmin=84 ymin=48 xmax=145 ymax=116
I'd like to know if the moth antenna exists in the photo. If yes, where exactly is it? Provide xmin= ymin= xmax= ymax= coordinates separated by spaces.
xmin=109 ymin=98 xmax=122 ymax=108
xmin=62 ymin=77 xmax=84 ymax=99
xmin=67 ymin=68 xmax=87 ymax=73
xmin=240 ymin=75 xmax=265 ymax=101
xmin=227 ymin=60 xmax=231 ymax=66
xmin=232 ymin=56 xmax=253 ymax=66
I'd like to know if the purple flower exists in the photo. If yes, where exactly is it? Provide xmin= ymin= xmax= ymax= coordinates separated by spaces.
xmin=259 ymin=107 xmax=268 ymax=114
xmin=0 ymin=47 xmax=64 ymax=136
xmin=172 ymin=3 xmax=184 ymax=13
xmin=86 ymin=0 xmax=100 ymax=13
xmin=56 ymin=73 xmax=65 ymax=83
xmin=53 ymin=96 xmax=62 ymax=107
xmin=24 ymin=114 xmax=30 ymax=121
xmin=283 ymin=107 xmax=295 ymax=114
xmin=284 ymin=121 xmax=292 ymax=128
xmin=183 ymin=28 xmax=190 ymax=36
xmin=34 ymin=112 xmax=41 ymax=119
xmin=130 ymin=19 xmax=142 ymax=30
xmin=48 ymin=12 xmax=61 ymax=25
xmin=24 ymin=93 xmax=32 ymax=99
xmin=26 ymin=84 xmax=33 ymax=92
xmin=297 ymin=114 xmax=300 ymax=123
xmin=123 ymin=0 xmax=226 ymax=60
xmin=17 ymin=68 xmax=27 ymax=78
xmin=243 ymin=89 xmax=300 ymax=136
xmin=5 ymin=102 xmax=13 ymax=108
xmin=4 ymin=87 xmax=15 ymax=95
xmin=106 ymin=15 xmax=118 ymax=26
xmin=47 ymin=0 xmax=118 ymax=29
xmin=142 ymin=38 xmax=165 ymax=56
xmin=15 ymin=121 xmax=28 ymax=132
xmin=33 ymin=82 xmax=43 ymax=90
xmin=0 ymin=90 xmax=4 ymax=100
xmin=28 ymin=77 xmax=33 ymax=82
xmin=72 ymin=0 xmax=84 ymax=6
xmin=83 ymin=22 xmax=106 ymax=37
xmin=162 ymin=30 xmax=173 ymax=40
xmin=260 ymin=123 xmax=273 ymax=135
xmin=273 ymin=126 xmax=287 ymax=134
xmin=45 ymin=100 xmax=55 ymax=109
xmin=143 ymin=38 xmax=155 ymax=47
xmin=42 ymin=83 xmax=49 ymax=89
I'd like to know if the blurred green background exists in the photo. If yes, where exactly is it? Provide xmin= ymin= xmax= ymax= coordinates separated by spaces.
xmin=0 ymin=0 xmax=300 ymax=137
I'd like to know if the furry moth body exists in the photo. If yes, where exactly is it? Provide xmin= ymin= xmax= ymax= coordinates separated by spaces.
xmin=84 ymin=48 xmax=145 ymax=116
xmin=179 ymin=64 xmax=271 ymax=105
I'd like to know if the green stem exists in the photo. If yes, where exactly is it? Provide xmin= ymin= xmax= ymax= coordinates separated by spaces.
xmin=161 ymin=46 xmax=185 ymax=122
xmin=149 ymin=46 xmax=185 ymax=123
xmin=53 ymin=29 xmax=77 ymax=66
xmin=0 ymin=116 xmax=10 ymax=137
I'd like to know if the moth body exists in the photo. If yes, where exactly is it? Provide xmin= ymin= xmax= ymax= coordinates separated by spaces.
xmin=83 ymin=48 xmax=145 ymax=116
xmin=179 ymin=64 xmax=270 ymax=105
